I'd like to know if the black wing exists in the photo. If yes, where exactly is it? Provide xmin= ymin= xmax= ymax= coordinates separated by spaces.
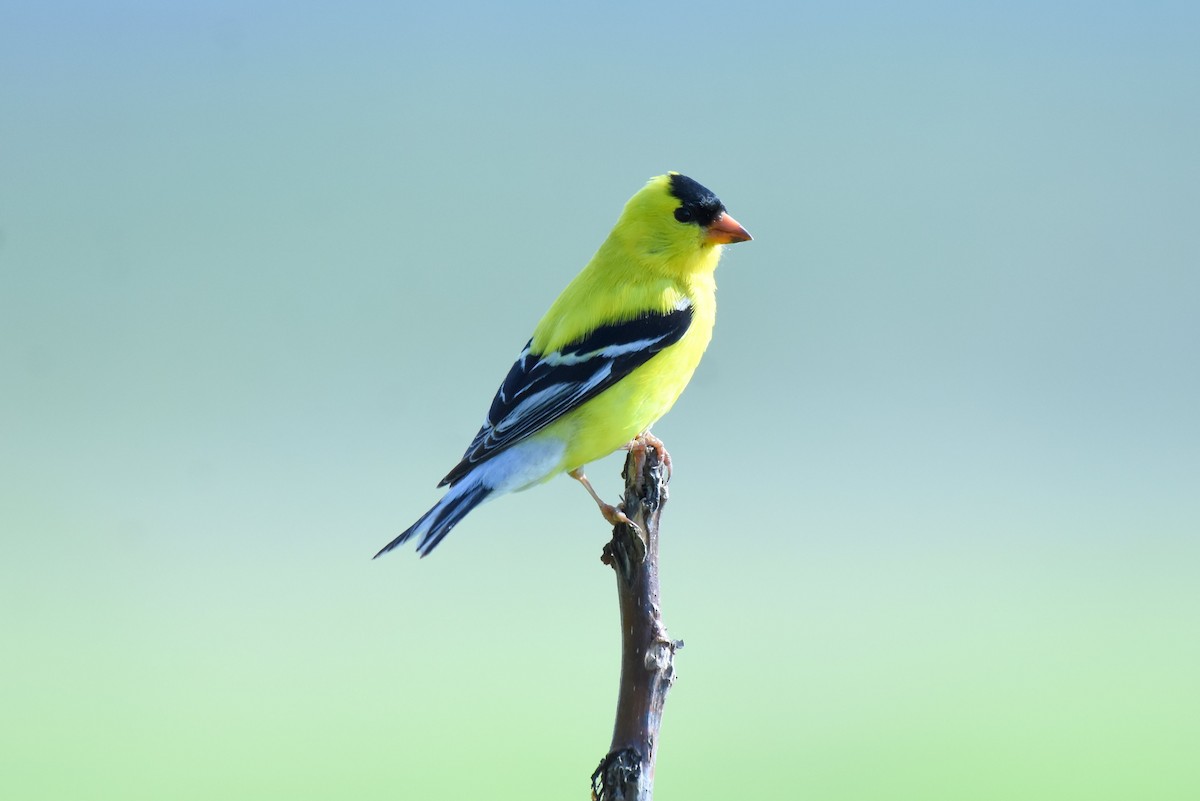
xmin=438 ymin=301 xmax=693 ymax=487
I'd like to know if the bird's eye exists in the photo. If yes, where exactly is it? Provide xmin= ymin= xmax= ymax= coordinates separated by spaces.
xmin=674 ymin=207 xmax=694 ymax=223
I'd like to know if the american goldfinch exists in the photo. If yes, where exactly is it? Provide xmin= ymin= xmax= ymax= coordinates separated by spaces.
xmin=376 ymin=173 xmax=751 ymax=558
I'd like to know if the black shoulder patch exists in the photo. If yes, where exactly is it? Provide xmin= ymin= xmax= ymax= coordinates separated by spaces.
xmin=668 ymin=173 xmax=725 ymax=227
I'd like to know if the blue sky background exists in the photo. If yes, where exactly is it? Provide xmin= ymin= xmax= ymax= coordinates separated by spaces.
xmin=3 ymin=2 xmax=1198 ymax=799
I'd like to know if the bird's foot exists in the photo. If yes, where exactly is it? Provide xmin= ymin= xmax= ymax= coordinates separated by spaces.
xmin=625 ymin=432 xmax=672 ymax=482
xmin=600 ymin=501 xmax=638 ymax=530
xmin=569 ymin=467 xmax=641 ymax=533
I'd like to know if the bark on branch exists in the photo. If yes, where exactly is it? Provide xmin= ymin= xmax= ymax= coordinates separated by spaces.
xmin=591 ymin=436 xmax=681 ymax=801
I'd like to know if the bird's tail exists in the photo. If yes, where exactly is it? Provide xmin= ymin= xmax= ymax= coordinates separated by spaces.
xmin=373 ymin=479 xmax=493 ymax=559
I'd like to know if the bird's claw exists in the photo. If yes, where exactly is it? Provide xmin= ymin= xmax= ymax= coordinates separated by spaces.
xmin=625 ymin=432 xmax=673 ymax=482
xmin=600 ymin=501 xmax=637 ymax=530
xmin=571 ymin=467 xmax=641 ymax=536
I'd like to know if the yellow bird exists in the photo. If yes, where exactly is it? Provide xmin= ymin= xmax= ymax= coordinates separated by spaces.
xmin=376 ymin=173 xmax=751 ymax=557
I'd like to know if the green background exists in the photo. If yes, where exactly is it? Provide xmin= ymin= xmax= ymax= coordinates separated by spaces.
xmin=3 ymin=2 xmax=1198 ymax=799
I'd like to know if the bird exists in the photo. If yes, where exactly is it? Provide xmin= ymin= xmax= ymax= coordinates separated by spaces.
xmin=375 ymin=172 xmax=751 ymax=558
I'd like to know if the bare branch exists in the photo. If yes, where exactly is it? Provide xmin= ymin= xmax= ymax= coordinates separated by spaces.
xmin=591 ymin=437 xmax=681 ymax=801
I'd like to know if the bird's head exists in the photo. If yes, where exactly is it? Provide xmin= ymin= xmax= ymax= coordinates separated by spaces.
xmin=610 ymin=172 xmax=752 ymax=278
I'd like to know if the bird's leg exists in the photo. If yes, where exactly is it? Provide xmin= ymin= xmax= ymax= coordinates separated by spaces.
xmin=569 ymin=467 xmax=637 ymax=530
xmin=625 ymin=431 xmax=672 ymax=481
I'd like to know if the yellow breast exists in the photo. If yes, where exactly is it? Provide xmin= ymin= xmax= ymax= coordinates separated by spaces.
xmin=539 ymin=273 xmax=716 ymax=473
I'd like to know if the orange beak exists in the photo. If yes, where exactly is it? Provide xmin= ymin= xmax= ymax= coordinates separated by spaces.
xmin=705 ymin=212 xmax=752 ymax=245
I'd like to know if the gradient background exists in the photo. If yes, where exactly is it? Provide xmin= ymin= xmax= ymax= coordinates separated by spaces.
xmin=3 ymin=2 xmax=1198 ymax=799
